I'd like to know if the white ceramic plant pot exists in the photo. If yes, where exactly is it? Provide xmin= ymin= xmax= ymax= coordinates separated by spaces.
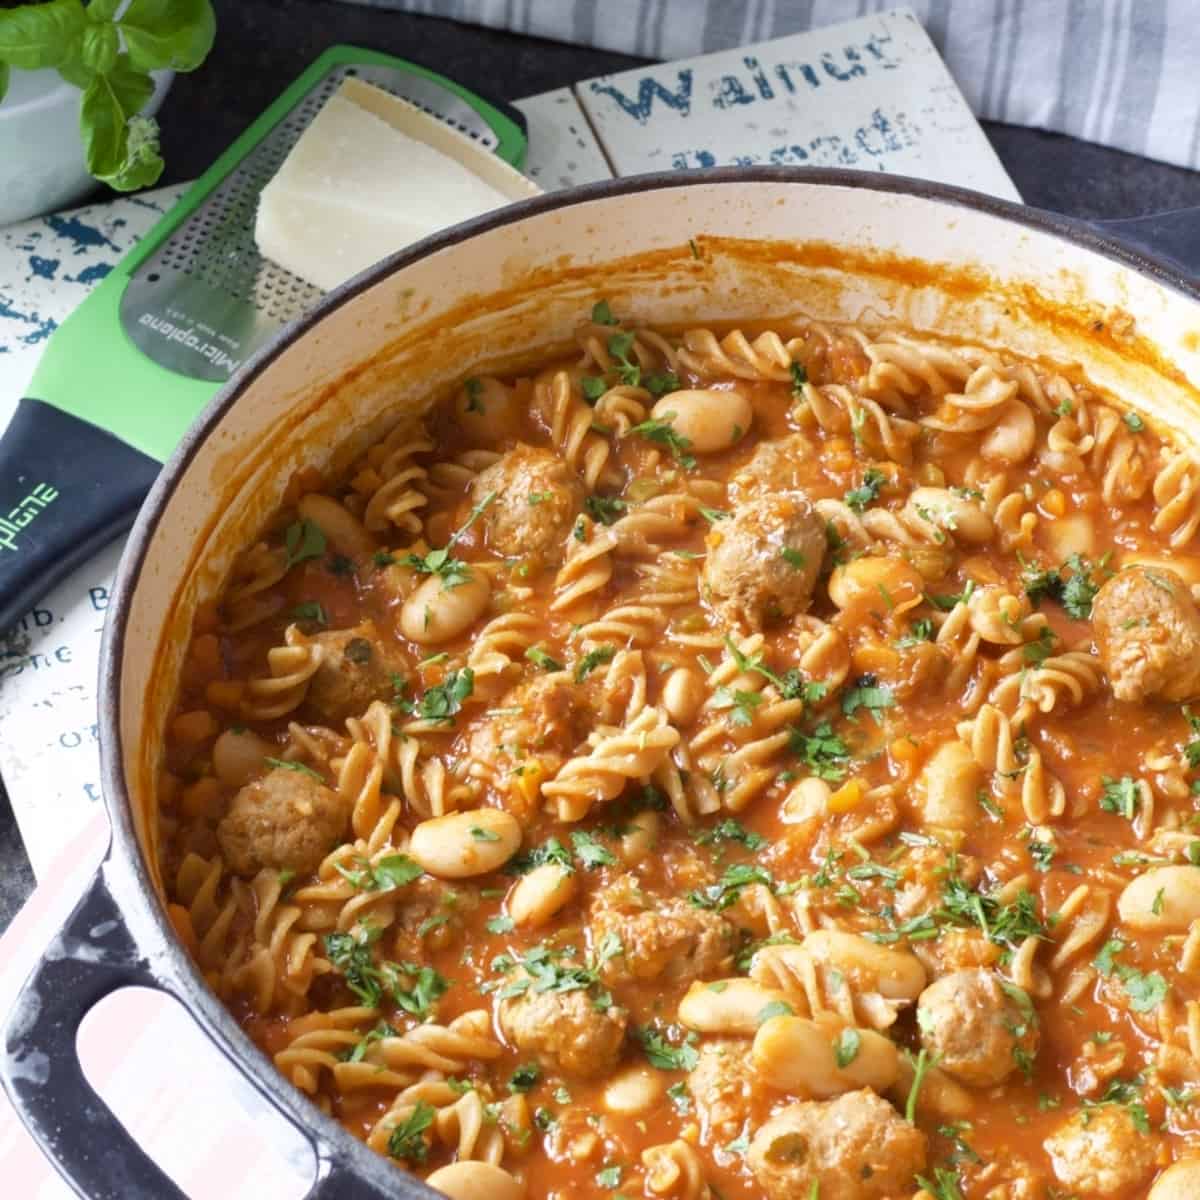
xmin=0 ymin=66 xmax=174 ymax=227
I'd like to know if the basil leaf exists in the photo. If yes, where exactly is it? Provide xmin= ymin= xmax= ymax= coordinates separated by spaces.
xmin=80 ymin=59 xmax=162 ymax=189
xmin=0 ymin=0 xmax=87 ymax=69
xmin=0 ymin=63 xmax=8 ymax=106
xmin=87 ymin=0 xmax=124 ymax=21
xmin=118 ymin=0 xmax=216 ymax=73
xmin=80 ymin=22 xmax=119 ymax=75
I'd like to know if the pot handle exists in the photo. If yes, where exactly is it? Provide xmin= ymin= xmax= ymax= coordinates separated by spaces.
xmin=3 ymin=857 xmax=426 ymax=1200
xmin=1 ymin=859 xmax=190 ymax=1200
xmin=1092 ymin=207 xmax=1200 ymax=279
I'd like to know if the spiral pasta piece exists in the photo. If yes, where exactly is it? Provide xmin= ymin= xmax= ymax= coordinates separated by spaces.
xmin=361 ymin=425 xmax=434 ymax=534
xmin=534 ymin=369 xmax=613 ymax=488
xmin=241 ymin=624 xmax=324 ymax=721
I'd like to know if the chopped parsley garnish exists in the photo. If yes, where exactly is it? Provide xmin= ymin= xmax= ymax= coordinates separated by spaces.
xmin=693 ymin=818 xmax=766 ymax=851
xmin=570 ymin=830 xmax=618 ymax=869
xmin=608 ymin=331 xmax=642 ymax=386
xmin=344 ymin=637 xmax=373 ymax=664
xmin=712 ymin=686 xmax=765 ymax=727
xmin=471 ymin=825 xmax=502 ymax=843
xmin=1028 ymin=839 xmax=1056 ymax=872
xmin=906 ymin=1047 xmax=936 ymax=1122
xmin=283 ymin=518 xmax=326 ymax=569
xmin=333 ymin=853 xmax=423 ymax=892
xmin=264 ymin=757 xmax=325 ymax=781
xmin=780 ymin=547 xmax=808 ymax=570
xmin=722 ymin=635 xmax=820 ymax=702
xmin=290 ymin=601 xmax=327 ymax=625
xmin=788 ymin=721 xmax=850 ymax=781
xmin=581 ymin=375 xmax=608 ymax=403
xmin=897 ymin=618 xmax=935 ymax=647
xmin=915 ymin=1167 xmax=964 ymax=1200
xmin=387 ymin=1099 xmax=436 ymax=1162
xmin=938 ymin=871 xmax=1046 ymax=950
xmin=667 ymin=1081 xmax=692 ymax=1112
xmin=595 ymin=1165 xmax=622 ymax=1189
xmin=1021 ymin=553 xmax=1106 ymax=620
xmin=464 ymin=377 xmax=484 ymax=413
xmin=1100 ymin=775 xmax=1140 ymax=821
xmin=630 ymin=414 xmax=696 ymax=469
xmin=508 ymin=837 xmax=574 ymax=876
xmin=841 ymin=675 xmax=896 ymax=723
xmin=928 ymin=581 xmax=977 ymax=610
xmin=585 ymin=494 xmax=628 ymax=525
xmin=492 ymin=938 xmax=621 ymax=1011
xmin=834 ymin=1027 xmax=861 ymax=1067
xmin=1124 ymin=411 xmax=1145 ymax=433
xmin=689 ymin=863 xmax=774 ymax=911
xmin=411 ymin=668 xmax=474 ymax=724
xmin=1183 ymin=707 xmax=1200 ymax=768
xmin=1092 ymin=938 xmax=1167 ymax=1012
xmin=402 ymin=492 xmax=497 ymax=588
xmin=790 ymin=361 xmax=807 ymax=394
xmin=1083 ymin=1077 xmax=1151 ymax=1133
xmin=525 ymin=645 xmax=564 ymax=672
xmin=508 ymin=1063 xmax=541 ymax=1093
xmin=637 ymin=1024 xmax=700 ymax=1071
xmin=592 ymin=299 xmax=617 ymax=325
xmin=341 ymin=1019 xmax=396 ymax=1063
xmin=575 ymin=645 xmax=617 ymax=681
xmin=645 ymin=370 xmax=681 ymax=397
xmin=844 ymin=468 xmax=887 ymax=513
xmin=486 ymin=915 xmax=515 ymax=934
xmin=1023 ymin=625 xmax=1058 ymax=665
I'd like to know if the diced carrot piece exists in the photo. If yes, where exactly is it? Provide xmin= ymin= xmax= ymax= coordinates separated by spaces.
xmin=205 ymin=680 xmax=244 ymax=710
xmin=828 ymin=778 xmax=865 ymax=813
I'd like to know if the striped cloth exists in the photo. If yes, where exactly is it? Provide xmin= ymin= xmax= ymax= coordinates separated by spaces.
xmin=346 ymin=0 xmax=1200 ymax=172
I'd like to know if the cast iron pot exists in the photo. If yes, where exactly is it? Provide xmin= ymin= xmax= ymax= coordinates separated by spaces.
xmin=4 ymin=168 xmax=1200 ymax=1198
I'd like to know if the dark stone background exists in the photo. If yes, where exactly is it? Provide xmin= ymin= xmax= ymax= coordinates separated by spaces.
xmin=2 ymin=0 xmax=1199 ymax=930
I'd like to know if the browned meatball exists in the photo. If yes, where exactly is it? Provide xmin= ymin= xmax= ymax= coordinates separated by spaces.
xmin=1043 ymin=1106 xmax=1158 ymax=1195
xmin=748 ymin=1090 xmax=927 ymax=1200
xmin=591 ymin=887 xmax=734 ymax=985
xmin=497 ymin=979 xmax=627 ymax=1078
xmin=470 ymin=445 xmax=583 ymax=565
xmin=687 ymin=1038 xmax=757 ymax=1140
xmin=917 ymin=968 xmax=1038 ymax=1087
xmin=728 ymin=434 xmax=817 ymax=503
xmin=307 ymin=621 xmax=406 ymax=723
xmin=463 ymin=674 xmax=586 ymax=821
xmin=217 ymin=767 xmax=348 ymax=877
xmin=702 ymin=493 xmax=825 ymax=629
xmin=1092 ymin=565 xmax=1200 ymax=702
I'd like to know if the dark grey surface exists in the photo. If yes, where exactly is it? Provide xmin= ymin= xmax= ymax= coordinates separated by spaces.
xmin=1 ymin=0 xmax=1199 ymax=933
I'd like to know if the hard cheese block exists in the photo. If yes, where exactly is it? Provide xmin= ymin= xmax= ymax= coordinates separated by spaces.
xmin=255 ymin=78 xmax=540 ymax=291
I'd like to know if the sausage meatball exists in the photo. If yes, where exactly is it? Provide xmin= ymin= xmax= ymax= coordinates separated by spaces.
xmin=702 ymin=493 xmax=826 ymax=629
xmin=1092 ymin=565 xmax=1200 ymax=703
xmin=497 ymin=979 xmax=627 ymax=1079
xmin=470 ymin=445 xmax=583 ymax=565
xmin=217 ymin=767 xmax=348 ymax=877
xmin=307 ymin=622 xmax=406 ymax=723
xmin=747 ymin=1089 xmax=927 ymax=1200
xmin=687 ymin=1038 xmax=757 ymax=1140
xmin=916 ymin=968 xmax=1038 ymax=1087
xmin=1043 ymin=1106 xmax=1158 ymax=1195
xmin=728 ymin=434 xmax=818 ymax=502
xmin=590 ymin=889 xmax=735 ymax=986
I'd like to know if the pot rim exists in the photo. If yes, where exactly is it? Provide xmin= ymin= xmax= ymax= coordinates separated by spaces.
xmin=97 ymin=163 xmax=1200 ymax=1182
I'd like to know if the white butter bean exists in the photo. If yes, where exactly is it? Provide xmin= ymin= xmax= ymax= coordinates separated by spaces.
xmin=409 ymin=809 xmax=521 ymax=879
xmin=297 ymin=493 xmax=376 ymax=558
xmin=981 ymin=400 xmax=1036 ymax=463
xmin=1117 ymin=865 xmax=1200 ymax=931
xmin=662 ymin=667 xmax=704 ymax=726
xmin=678 ymin=978 xmax=793 ymax=1035
xmin=1149 ymin=1159 xmax=1200 ymax=1200
xmin=905 ymin=486 xmax=994 ymax=544
xmin=828 ymin=555 xmax=923 ymax=616
xmin=619 ymin=810 xmax=660 ymax=864
xmin=916 ymin=739 xmax=983 ymax=831
xmin=650 ymin=389 xmax=752 ymax=454
xmin=400 ymin=571 xmax=491 ymax=645
xmin=212 ymin=728 xmax=273 ymax=788
xmin=507 ymin=863 xmax=578 ymax=929
xmin=801 ymin=930 xmax=927 ymax=1001
xmin=426 ymin=1162 xmax=524 ymax=1200
xmin=603 ymin=1066 xmax=665 ymax=1115
xmin=752 ymin=1015 xmax=899 ymax=1097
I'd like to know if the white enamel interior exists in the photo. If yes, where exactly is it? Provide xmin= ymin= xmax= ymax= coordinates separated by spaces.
xmin=115 ymin=176 xmax=1200 ymax=886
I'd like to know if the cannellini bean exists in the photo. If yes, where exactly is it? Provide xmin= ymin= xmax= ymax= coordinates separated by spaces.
xmin=828 ymin=555 xmax=923 ymax=617
xmin=426 ymin=1161 xmax=524 ymax=1200
xmin=603 ymin=1066 xmax=665 ymax=1115
xmin=662 ymin=667 xmax=705 ymax=726
xmin=454 ymin=376 xmax=522 ymax=440
xmin=1117 ymin=865 xmax=1200 ymax=931
xmin=782 ymin=776 xmax=832 ymax=823
xmin=1149 ymin=1159 xmax=1200 ymax=1200
xmin=678 ymin=978 xmax=794 ymax=1035
xmin=916 ymin=740 xmax=983 ymax=831
xmin=399 ymin=572 xmax=491 ymax=645
xmin=905 ymin=486 xmax=994 ymax=544
xmin=408 ymin=809 xmax=521 ymax=879
xmin=211 ymin=728 xmax=273 ymax=788
xmin=752 ymin=1015 xmax=899 ymax=1097
xmin=619 ymin=810 xmax=660 ymax=864
xmin=296 ymin=493 xmax=376 ymax=558
xmin=801 ymin=930 xmax=927 ymax=1001
xmin=507 ymin=863 xmax=578 ymax=929
xmin=981 ymin=399 xmax=1036 ymax=463
xmin=1041 ymin=511 xmax=1095 ymax=560
xmin=650 ymin=389 xmax=753 ymax=454
xmin=889 ymin=1054 xmax=974 ymax=1120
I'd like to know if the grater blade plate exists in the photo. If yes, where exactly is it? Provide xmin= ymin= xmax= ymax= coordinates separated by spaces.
xmin=120 ymin=63 xmax=500 ymax=383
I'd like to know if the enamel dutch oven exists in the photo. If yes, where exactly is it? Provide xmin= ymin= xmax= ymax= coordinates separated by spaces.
xmin=4 ymin=168 xmax=1200 ymax=1198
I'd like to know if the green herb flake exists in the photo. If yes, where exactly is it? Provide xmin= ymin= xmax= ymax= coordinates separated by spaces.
xmin=264 ymin=757 xmax=325 ymax=781
xmin=283 ymin=518 xmax=326 ymax=569
xmin=387 ymin=1099 xmax=436 ymax=1162
xmin=834 ymin=1027 xmax=861 ymax=1067
xmin=592 ymin=300 xmax=617 ymax=326
xmin=525 ymin=645 xmax=565 ymax=673
xmin=844 ymin=468 xmax=887 ymax=513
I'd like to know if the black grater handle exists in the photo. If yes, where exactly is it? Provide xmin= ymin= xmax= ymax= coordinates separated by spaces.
xmin=0 ymin=398 xmax=159 ymax=636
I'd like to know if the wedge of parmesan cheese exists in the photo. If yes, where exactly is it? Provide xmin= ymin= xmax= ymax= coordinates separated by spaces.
xmin=255 ymin=79 xmax=539 ymax=291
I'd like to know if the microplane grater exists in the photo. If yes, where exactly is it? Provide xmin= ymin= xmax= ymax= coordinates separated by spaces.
xmin=0 ymin=44 xmax=527 ymax=635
